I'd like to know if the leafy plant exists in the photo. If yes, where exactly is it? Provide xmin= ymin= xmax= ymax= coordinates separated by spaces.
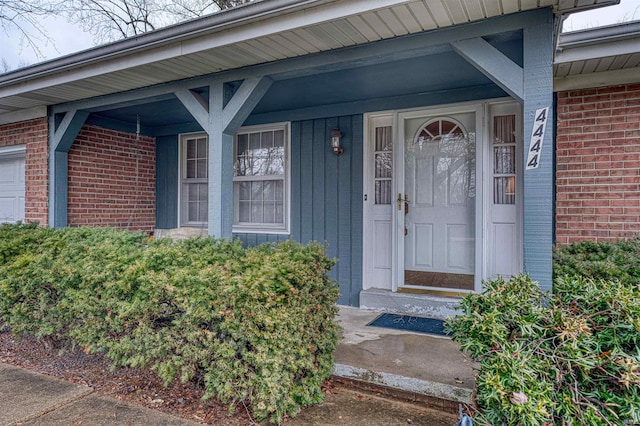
xmin=0 ymin=224 xmax=339 ymax=423
xmin=448 ymin=274 xmax=640 ymax=426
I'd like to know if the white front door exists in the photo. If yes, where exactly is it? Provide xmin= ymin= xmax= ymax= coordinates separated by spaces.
xmin=397 ymin=106 xmax=480 ymax=292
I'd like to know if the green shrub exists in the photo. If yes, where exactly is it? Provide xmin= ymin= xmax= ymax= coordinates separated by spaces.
xmin=0 ymin=224 xmax=339 ymax=423
xmin=448 ymin=274 xmax=640 ymax=426
xmin=554 ymin=238 xmax=640 ymax=286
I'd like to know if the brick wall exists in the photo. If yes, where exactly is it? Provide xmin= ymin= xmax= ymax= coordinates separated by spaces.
xmin=556 ymin=84 xmax=640 ymax=244
xmin=67 ymin=125 xmax=156 ymax=232
xmin=0 ymin=117 xmax=49 ymax=226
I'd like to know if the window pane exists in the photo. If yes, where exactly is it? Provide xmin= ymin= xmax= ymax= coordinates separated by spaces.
xmin=275 ymin=202 xmax=284 ymax=223
xmin=375 ymin=153 xmax=392 ymax=178
xmin=186 ymin=159 xmax=196 ymax=178
xmin=237 ymin=134 xmax=248 ymax=155
xmin=188 ymin=202 xmax=198 ymax=222
xmin=251 ymin=201 xmax=263 ymax=223
xmin=494 ymin=176 xmax=515 ymax=204
xmin=251 ymin=181 xmax=263 ymax=201
xmin=197 ymin=159 xmax=207 ymax=178
xmin=198 ymin=183 xmax=208 ymax=200
xmin=198 ymin=200 xmax=208 ymax=222
xmin=375 ymin=180 xmax=392 ymax=205
xmin=238 ymin=182 xmax=250 ymax=201
xmin=186 ymin=139 xmax=196 ymax=159
xmin=197 ymin=138 xmax=207 ymax=158
xmin=249 ymin=133 xmax=260 ymax=151
xmin=264 ymin=201 xmax=275 ymax=223
xmin=263 ymin=180 xmax=275 ymax=201
xmin=494 ymin=146 xmax=515 ymax=174
xmin=375 ymin=126 xmax=392 ymax=151
xmin=275 ymin=180 xmax=283 ymax=201
xmin=273 ymin=130 xmax=284 ymax=147
xmin=239 ymin=201 xmax=250 ymax=222
xmin=494 ymin=115 xmax=516 ymax=144
xmin=262 ymin=131 xmax=273 ymax=148
xmin=188 ymin=183 xmax=199 ymax=201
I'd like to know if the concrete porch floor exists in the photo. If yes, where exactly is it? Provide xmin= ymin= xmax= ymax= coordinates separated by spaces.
xmin=331 ymin=306 xmax=477 ymax=412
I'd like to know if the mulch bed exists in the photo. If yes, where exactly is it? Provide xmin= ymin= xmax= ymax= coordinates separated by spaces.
xmin=0 ymin=328 xmax=255 ymax=425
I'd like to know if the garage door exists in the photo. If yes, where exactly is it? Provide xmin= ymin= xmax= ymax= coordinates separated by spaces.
xmin=0 ymin=146 xmax=26 ymax=224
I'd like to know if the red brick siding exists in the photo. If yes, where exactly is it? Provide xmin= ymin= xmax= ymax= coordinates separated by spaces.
xmin=0 ymin=117 xmax=49 ymax=226
xmin=67 ymin=125 xmax=156 ymax=232
xmin=556 ymin=84 xmax=640 ymax=244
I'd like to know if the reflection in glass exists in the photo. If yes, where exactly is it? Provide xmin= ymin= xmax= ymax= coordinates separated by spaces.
xmin=408 ymin=119 xmax=475 ymax=207
xmin=374 ymin=125 xmax=393 ymax=205
xmin=492 ymin=114 xmax=517 ymax=205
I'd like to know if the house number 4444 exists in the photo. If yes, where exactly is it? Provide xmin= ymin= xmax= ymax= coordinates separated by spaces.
xmin=526 ymin=107 xmax=549 ymax=170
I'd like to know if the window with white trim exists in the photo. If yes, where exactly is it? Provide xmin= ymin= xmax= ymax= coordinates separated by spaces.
xmin=180 ymin=134 xmax=208 ymax=226
xmin=233 ymin=123 xmax=289 ymax=233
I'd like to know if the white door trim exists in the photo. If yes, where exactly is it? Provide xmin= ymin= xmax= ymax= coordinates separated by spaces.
xmin=362 ymin=98 xmax=522 ymax=296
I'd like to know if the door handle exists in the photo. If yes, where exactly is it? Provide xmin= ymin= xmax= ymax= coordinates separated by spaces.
xmin=397 ymin=194 xmax=410 ymax=213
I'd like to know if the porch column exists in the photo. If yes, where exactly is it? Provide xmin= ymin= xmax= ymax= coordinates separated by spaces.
xmin=175 ymin=77 xmax=272 ymax=239
xmin=522 ymin=10 xmax=554 ymax=292
xmin=48 ymin=110 xmax=89 ymax=228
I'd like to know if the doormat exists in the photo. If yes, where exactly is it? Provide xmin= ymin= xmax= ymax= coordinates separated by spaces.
xmin=366 ymin=313 xmax=451 ymax=337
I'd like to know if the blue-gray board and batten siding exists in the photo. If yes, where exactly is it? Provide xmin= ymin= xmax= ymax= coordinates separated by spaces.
xmin=155 ymin=115 xmax=363 ymax=307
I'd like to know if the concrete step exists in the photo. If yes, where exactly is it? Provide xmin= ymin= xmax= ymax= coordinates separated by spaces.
xmin=359 ymin=288 xmax=463 ymax=319
xmin=333 ymin=307 xmax=476 ymax=414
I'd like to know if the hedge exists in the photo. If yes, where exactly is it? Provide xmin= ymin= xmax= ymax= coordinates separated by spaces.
xmin=0 ymin=223 xmax=340 ymax=423
xmin=448 ymin=274 xmax=640 ymax=425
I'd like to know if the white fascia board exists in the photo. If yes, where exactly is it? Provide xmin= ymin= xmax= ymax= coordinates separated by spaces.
xmin=0 ymin=0 xmax=409 ymax=99
xmin=556 ymin=21 xmax=640 ymax=63
xmin=0 ymin=106 xmax=47 ymax=126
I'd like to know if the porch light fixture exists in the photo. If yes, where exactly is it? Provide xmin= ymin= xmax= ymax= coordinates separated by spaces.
xmin=331 ymin=127 xmax=343 ymax=156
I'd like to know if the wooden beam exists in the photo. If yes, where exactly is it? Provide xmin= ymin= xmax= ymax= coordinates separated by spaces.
xmin=451 ymin=37 xmax=524 ymax=103
xmin=51 ymin=109 xmax=89 ymax=152
xmin=174 ymin=89 xmax=209 ymax=131
xmin=222 ymin=76 xmax=272 ymax=134
xmin=48 ymin=109 xmax=89 ymax=228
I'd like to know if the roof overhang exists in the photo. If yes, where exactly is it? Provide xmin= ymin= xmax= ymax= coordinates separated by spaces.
xmin=0 ymin=0 xmax=621 ymax=121
xmin=554 ymin=20 xmax=640 ymax=91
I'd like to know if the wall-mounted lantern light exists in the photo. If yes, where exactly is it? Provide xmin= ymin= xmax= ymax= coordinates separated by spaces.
xmin=331 ymin=127 xmax=343 ymax=156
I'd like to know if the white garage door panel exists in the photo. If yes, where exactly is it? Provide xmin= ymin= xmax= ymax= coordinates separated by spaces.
xmin=0 ymin=154 xmax=26 ymax=224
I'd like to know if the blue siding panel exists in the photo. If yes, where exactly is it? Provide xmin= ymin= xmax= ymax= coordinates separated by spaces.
xmin=289 ymin=121 xmax=302 ymax=240
xmin=238 ymin=114 xmax=364 ymax=306
xmin=312 ymin=119 xmax=326 ymax=241
xmin=155 ymin=135 xmax=179 ymax=229
xmin=300 ymin=120 xmax=315 ymax=244
xmin=350 ymin=114 xmax=364 ymax=306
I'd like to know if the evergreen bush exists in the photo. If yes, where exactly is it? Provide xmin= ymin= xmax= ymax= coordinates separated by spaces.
xmin=448 ymin=274 xmax=640 ymax=425
xmin=0 ymin=223 xmax=339 ymax=423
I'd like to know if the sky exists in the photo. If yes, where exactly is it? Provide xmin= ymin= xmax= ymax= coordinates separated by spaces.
xmin=1 ymin=0 xmax=639 ymax=72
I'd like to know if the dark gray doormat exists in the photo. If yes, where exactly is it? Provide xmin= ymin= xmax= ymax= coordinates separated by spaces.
xmin=367 ymin=313 xmax=451 ymax=337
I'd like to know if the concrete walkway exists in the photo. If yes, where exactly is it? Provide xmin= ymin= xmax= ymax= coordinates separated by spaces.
xmin=0 ymin=361 xmax=458 ymax=425
xmin=0 ymin=362 xmax=196 ymax=426
xmin=1 ymin=306 xmax=473 ymax=425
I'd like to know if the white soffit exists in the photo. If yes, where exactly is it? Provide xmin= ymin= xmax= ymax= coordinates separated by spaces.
xmin=0 ymin=0 xmax=620 ymax=115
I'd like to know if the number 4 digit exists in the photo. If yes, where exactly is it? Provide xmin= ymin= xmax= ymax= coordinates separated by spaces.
xmin=527 ymin=155 xmax=539 ymax=168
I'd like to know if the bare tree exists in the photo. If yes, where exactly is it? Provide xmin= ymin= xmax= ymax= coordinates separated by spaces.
xmin=0 ymin=0 xmax=59 ymax=59
xmin=63 ymin=0 xmax=254 ymax=43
